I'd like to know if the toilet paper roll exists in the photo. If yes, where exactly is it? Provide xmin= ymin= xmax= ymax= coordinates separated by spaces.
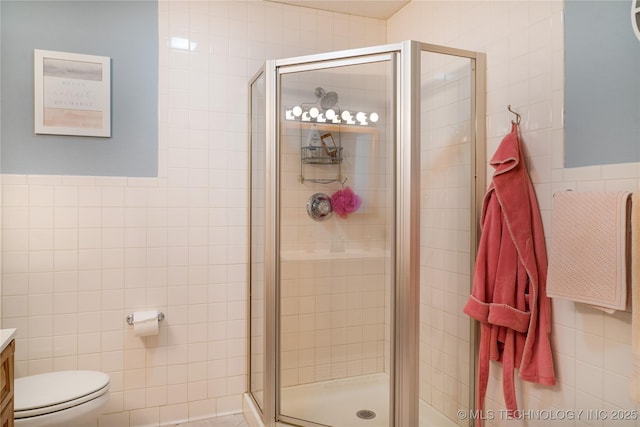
xmin=133 ymin=311 xmax=159 ymax=337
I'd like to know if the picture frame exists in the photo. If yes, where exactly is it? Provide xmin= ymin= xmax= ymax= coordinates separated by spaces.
xmin=34 ymin=49 xmax=111 ymax=137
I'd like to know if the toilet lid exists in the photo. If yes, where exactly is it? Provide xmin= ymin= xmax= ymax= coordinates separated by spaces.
xmin=14 ymin=371 xmax=110 ymax=418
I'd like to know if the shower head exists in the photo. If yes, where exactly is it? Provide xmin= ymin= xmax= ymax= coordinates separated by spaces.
xmin=320 ymin=91 xmax=338 ymax=109
xmin=315 ymin=87 xmax=339 ymax=110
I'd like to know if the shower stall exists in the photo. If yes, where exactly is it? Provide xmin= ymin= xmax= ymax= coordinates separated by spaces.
xmin=248 ymin=41 xmax=486 ymax=427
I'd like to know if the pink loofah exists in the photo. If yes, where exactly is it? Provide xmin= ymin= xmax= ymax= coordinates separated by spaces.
xmin=330 ymin=186 xmax=362 ymax=218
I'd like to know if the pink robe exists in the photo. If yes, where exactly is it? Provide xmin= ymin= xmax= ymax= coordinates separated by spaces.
xmin=464 ymin=123 xmax=556 ymax=425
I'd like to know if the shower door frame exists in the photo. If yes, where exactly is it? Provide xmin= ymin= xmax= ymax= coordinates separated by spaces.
xmin=248 ymin=40 xmax=486 ymax=427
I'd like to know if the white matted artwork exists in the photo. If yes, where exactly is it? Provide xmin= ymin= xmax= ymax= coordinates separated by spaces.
xmin=34 ymin=49 xmax=111 ymax=137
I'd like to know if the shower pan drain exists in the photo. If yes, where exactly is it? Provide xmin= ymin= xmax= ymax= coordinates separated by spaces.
xmin=356 ymin=409 xmax=377 ymax=420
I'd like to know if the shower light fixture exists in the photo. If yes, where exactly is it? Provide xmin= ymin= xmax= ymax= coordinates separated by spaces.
xmin=285 ymin=105 xmax=379 ymax=126
xmin=284 ymin=87 xmax=377 ymax=126
xmin=342 ymin=111 xmax=356 ymax=125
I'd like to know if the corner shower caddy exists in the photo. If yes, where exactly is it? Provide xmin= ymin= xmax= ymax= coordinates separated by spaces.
xmin=285 ymin=86 xmax=382 ymax=184
xmin=297 ymin=122 xmax=344 ymax=184
xmin=285 ymin=121 xmax=380 ymax=185
xmin=300 ymin=129 xmax=343 ymax=166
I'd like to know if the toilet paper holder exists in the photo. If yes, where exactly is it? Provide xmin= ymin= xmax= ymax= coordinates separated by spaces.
xmin=126 ymin=311 xmax=165 ymax=326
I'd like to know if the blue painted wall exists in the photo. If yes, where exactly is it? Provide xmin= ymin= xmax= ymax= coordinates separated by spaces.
xmin=565 ymin=0 xmax=640 ymax=167
xmin=1 ymin=1 xmax=158 ymax=176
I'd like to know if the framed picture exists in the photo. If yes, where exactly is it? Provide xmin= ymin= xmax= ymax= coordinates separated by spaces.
xmin=34 ymin=49 xmax=111 ymax=137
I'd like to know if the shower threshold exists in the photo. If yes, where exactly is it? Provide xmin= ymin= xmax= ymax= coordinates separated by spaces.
xmin=276 ymin=373 xmax=457 ymax=427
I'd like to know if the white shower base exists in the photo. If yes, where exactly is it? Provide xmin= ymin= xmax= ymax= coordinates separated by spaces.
xmin=244 ymin=373 xmax=457 ymax=427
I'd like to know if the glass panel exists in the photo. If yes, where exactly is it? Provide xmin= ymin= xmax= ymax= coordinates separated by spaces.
xmin=418 ymin=51 xmax=474 ymax=427
xmin=278 ymin=59 xmax=394 ymax=426
xmin=250 ymin=72 xmax=266 ymax=411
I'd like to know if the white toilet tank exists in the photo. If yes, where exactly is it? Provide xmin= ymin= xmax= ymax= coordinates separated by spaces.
xmin=14 ymin=370 xmax=110 ymax=427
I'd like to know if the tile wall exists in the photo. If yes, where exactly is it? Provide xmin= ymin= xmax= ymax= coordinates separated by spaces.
xmin=0 ymin=2 xmax=385 ymax=426
xmin=389 ymin=1 xmax=640 ymax=426
xmin=279 ymin=256 xmax=388 ymax=387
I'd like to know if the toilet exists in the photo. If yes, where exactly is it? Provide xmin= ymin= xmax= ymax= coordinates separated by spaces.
xmin=14 ymin=370 xmax=110 ymax=427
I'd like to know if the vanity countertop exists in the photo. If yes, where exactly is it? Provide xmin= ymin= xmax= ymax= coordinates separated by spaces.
xmin=0 ymin=329 xmax=16 ymax=353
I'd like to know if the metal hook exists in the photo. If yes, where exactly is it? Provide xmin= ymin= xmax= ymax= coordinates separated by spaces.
xmin=507 ymin=105 xmax=521 ymax=124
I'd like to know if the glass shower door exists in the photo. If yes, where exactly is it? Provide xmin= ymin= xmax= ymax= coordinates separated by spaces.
xmin=277 ymin=56 xmax=395 ymax=427
xmin=248 ymin=41 xmax=485 ymax=427
xmin=249 ymin=70 xmax=266 ymax=413
xmin=418 ymin=49 xmax=478 ymax=426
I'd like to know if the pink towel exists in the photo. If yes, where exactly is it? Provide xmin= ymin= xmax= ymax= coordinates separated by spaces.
xmin=547 ymin=191 xmax=631 ymax=312
xmin=630 ymin=194 xmax=640 ymax=403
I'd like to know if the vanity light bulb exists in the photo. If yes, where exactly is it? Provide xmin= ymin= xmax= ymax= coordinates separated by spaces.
xmin=325 ymin=109 xmax=336 ymax=120
xmin=292 ymin=106 xmax=303 ymax=117
xmin=309 ymin=107 xmax=319 ymax=118
xmin=370 ymin=112 xmax=379 ymax=123
xmin=341 ymin=111 xmax=351 ymax=121
xmin=356 ymin=112 xmax=367 ymax=124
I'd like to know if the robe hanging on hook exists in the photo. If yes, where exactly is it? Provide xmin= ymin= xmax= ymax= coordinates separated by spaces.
xmin=507 ymin=105 xmax=521 ymax=124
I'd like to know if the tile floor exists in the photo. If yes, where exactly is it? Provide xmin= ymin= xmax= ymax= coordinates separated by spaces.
xmin=175 ymin=413 xmax=249 ymax=427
